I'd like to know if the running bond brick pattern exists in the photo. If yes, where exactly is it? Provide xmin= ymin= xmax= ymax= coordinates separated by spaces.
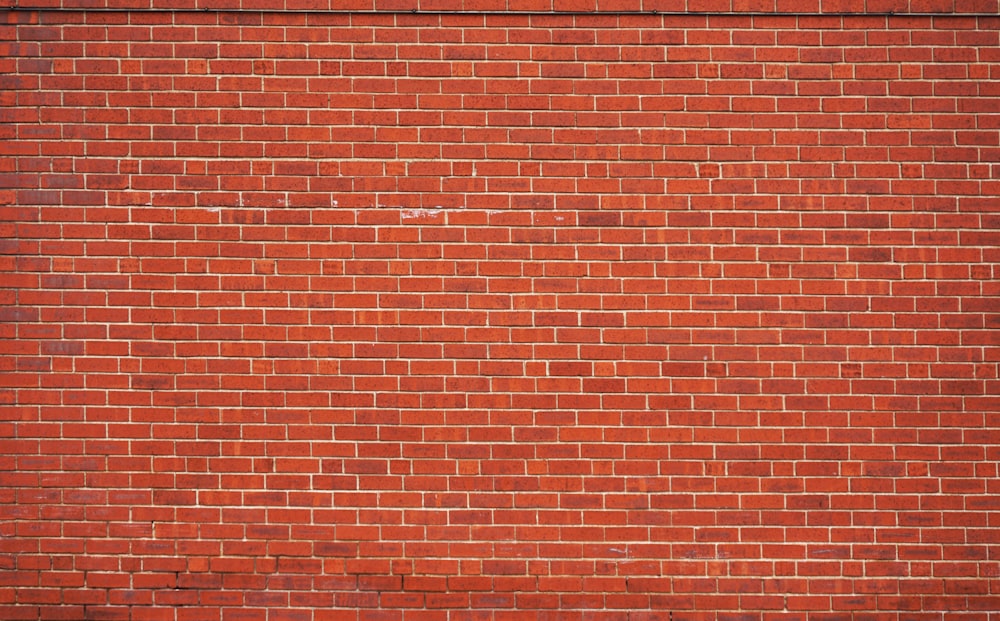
xmin=2 ymin=2 xmax=1000 ymax=620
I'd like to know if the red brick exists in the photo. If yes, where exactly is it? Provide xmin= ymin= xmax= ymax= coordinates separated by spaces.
xmin=2 ymin=6 xmax=997 ymax=620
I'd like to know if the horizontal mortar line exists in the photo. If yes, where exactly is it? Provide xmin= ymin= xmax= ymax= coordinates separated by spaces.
xmin=19 ymin=442 xmax=980 ymax=448
xmin=21 ymin=210 xmax=995 ymax=215
xmin=50 ymin=232 xmax=996 ymax=236
xmin=28 ymin=248 xmax=993 ymax=252
xmin=11 ymin=7 xmax=998 ymax=17
xmin=31 ymin=388 xmax=804 ymax=392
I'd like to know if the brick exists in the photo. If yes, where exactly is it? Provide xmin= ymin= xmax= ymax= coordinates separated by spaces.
xmin=2 ymin=6 xmax=997 ymax=621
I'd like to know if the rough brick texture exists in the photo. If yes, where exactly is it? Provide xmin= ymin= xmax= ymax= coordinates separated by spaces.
xmin=2 ymin=4 xmax=1000 ymax=621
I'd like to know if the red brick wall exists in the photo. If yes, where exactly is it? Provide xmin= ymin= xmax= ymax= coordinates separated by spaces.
xmin=2 ymin=3 xmax=1000 ymax=620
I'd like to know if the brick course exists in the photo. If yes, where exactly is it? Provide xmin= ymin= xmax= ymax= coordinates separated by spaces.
xmin=2 ymin=4 xmax=999 ymax=620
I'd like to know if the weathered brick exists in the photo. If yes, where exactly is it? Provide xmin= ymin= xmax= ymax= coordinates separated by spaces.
xmin=1 ymin=5 xmax=998 ymax=620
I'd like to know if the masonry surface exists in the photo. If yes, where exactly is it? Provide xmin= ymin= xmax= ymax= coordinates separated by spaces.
xmin=1 ymin=3 xmax=999 ymax=620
